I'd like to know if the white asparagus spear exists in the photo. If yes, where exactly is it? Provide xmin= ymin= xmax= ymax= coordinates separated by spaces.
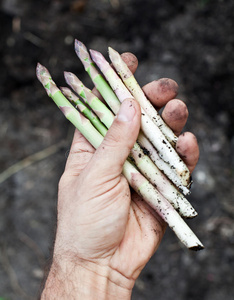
xmin=108 ymin=46 xmax=178 ymax=146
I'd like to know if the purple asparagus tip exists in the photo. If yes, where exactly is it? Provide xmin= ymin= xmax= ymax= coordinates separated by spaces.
xmin=36 ymin=63 xmax=48 ymax=83
xmin=89 ymin=49 xmax=102 ymax=64
xmin=36 ymin=62 xmax=43 ymax=80
xmin=74 ymin=39 xmax=85 ymax=56
xmin=64 ymin=71 xmax=73 ymax=85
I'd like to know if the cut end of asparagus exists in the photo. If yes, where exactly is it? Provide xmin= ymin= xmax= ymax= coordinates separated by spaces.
xmin=184 ymin=212 xmax=198 ymax=219
xmin=189 ymin=244 xmax=205 ymax=251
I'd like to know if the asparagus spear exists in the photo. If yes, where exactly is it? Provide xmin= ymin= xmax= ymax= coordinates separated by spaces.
xmin=90 ymin=49 xmax=191 ymax=193
xmin=74 ymin=40 xmax=121 ymax=114
xmin=36 ymin=63 xmax=203 ymax=250
xmin=64 ymin=72 xmax=196 ymax=218
xmin=108 ymin=47 xmax=178 ymax=147
xmin=60 ymin=87 xmax=108 ymax=136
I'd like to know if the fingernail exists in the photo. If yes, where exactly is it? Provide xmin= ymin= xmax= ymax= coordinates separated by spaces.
xmin=117 ymin=99 xmax=136 ymax=122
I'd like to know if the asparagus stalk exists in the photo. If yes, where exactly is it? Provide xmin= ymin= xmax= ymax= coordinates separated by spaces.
xmin=36 ymin=63 xmax=203 ymax=250
xmin=64 ymin=72 xmax=196 ymax=218
xmin=90 ymin=49 xmax=191 ymax=193
xmin=74 ymin=40 xmax=121 ymax=114
xmin=60 ymin=87 xmax=108 ymax=136
xmin=108 ymin=47 xmax=178 ymax=146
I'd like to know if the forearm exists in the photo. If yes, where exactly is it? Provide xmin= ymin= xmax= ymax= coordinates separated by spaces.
xmin=41 ymin=254 xmax=133 ymax=300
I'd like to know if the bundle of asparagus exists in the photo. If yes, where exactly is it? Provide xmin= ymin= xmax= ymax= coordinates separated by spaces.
xmin=36 ymin=40 xmax=204 ymax=250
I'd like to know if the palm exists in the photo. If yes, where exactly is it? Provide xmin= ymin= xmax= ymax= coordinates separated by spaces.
xmin=59 ymin=141 xmax=166 ymax=279
xmin=109 ymin=192 xmax=166 ymax=279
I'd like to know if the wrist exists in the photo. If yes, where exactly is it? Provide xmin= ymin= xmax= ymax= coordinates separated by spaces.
xmin=41 ymin=253 xmax=133 ymax=300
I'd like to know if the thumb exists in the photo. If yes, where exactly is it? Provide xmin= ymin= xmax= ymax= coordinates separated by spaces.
xmin=91 ymin=98 xmax=141 ymax=177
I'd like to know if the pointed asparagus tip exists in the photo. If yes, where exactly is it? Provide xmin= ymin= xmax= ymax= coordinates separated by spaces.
xmin=60 ymin=86 xmax=68 ymax=94
xmin=36 ymin=63 xmax=50 ymax=83
xmin=108 ymin=47 xmax=119 ymax=62
xmin=60 ymin=86 xmax=73 ymax=100
xmin=108 ymin=46 xmax=113 ymax=55
xmin=36 ymin=63 xmax=44 ymax=81
xmin=36 ymin=62 xmax=43 ymax=70
xmin=90 ymin=49 xmax=106 ymax=66
xmin=74 ymin=39 xmax=86 ymax=56
xmin=64 ymin=71 xmax=73 ymax=84
xmin=89 ymin=49 xmax=98 ymax=60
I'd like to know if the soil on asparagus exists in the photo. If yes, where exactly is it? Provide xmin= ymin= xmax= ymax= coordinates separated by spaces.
xmin=0 ymin=0 xmax=233 ymax=299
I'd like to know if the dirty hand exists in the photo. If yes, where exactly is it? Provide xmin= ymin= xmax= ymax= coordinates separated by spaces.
xmin=41 ymin=54 xmax=199 ymax=300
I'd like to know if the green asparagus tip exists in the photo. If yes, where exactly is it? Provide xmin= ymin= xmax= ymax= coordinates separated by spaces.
xmin=64 ymin=71 xmax=83 ymax=87
xmin=36 ymin=63 xmax=53 ymax=90
xmin=36 ymin=62 xmax=46 ymax=83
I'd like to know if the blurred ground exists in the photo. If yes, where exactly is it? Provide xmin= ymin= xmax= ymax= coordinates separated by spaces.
xmin=0 ymin=0 xmax=234 ymax=299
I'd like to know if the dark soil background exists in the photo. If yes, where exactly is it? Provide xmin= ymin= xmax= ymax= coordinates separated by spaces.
xmin=0 ymin=0 xmax=234 ymax=299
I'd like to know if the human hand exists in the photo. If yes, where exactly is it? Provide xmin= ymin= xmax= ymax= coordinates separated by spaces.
xmin=41 ymin=53 xmax=199 ymax=300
